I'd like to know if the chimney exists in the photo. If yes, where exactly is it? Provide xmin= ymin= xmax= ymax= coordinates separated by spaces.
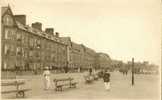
xmin=32 ymin=22 xmax=42 ymax=31
xmin=55 ymin=32 xmax=59 ymax=37
xmin=14 ymin=15 xmax=26 ymax=25
xmin=45 ymin=28 xmax=54 ymax=35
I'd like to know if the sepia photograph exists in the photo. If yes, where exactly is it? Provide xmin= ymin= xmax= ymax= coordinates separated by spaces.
xmin=0 ymin=0 xmax=161 ymax=100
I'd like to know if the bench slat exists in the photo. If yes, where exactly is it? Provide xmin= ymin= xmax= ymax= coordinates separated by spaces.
xmin=53 ymin=78 xmax=73 ymax=82
xmin=1 ymin=82 xmax=25 ymax=86
xmin=2 ymin=89 xmax=31 ymax=94
xmin=71 ymin=82 xmax=78 ymax=85
xmin=56 ymin=83 xmax=70 ymax=87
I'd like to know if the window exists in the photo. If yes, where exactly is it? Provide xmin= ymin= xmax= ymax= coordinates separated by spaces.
xmin=34 ymin=39 xmax=37 ymax=48
xmin=10 ymin=45 xmax=15 ymax=56
xmin=22 ymin=34 xmax=25 ymax=44
xmin=29 ymin=38 xmax=34 ymax=47
xmin=5 ymin=29 xmax=8 ymax=39
xmin=35 ymin=51 xmax=39 ymax=57
xmin=22 ymin=48 xmax=24 ymax=57
xmin=25 ymin=36 xmax=28 ymax=45
xmin=3 ymin=14 xmax=14 ymax=26
xmin=24 ymin=51 xmax=28 ymax=58
xmin=4 ymin=29 xmax=11 ymax=39
xmin=21 ymin=34 xmax=28 ymax=46
xmin=4 ymin=44 xmax=10 ymax=55
xmin=36 ymin=39 xmax=41 ymax=48
xmin=16 ymin=60 xmax=21 ymax=68
xmin=4 ymin=29 xmax=16 ymax=40
xmin=16 ymin=47 xmax=21 ymax=55
xmin=48 ymin=42 xmax=52 ymax=50
xmin=16 ymin=32 xmax=21 ymax=41
xmin=38 ymin=52 xmax=41 ymax=59
xmin=47 ymin=42 xmax=50 ymax=50
xmin=29 ymin=51 xmax=33 ymax=57
xmin=3 ymin=61 xmax=7 ymax=70
xmin=29 ymin=63 xmax=33 ymax=70
xmin=51 ymin=54 xmax=54 ymax=59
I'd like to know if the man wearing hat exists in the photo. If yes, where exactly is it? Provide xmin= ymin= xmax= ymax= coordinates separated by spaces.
xmin=103 ymin=69 xmax=111 ymax=91
xmin=43 ymin=66 xmax=51 ymax=90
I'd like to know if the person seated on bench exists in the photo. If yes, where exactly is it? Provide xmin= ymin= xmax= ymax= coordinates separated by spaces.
xmin=84 ymin=72 xmax=94 ymax=83
xmin=43 ymin=66 xmax=51 ymax=90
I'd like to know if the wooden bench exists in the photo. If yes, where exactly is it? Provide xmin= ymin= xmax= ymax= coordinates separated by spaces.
xmin=92 ymin=74 xmax=99 ymax=80
xmin=84 ymin=75 xmax=94 ymax=83
xmin=1 ymin=80 xmax=31 ymax=98
xmin=53 ymin=77 xmax=78 ymax=91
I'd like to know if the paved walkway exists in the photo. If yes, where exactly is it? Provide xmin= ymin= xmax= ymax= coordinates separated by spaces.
xmin=2 ymin=72 xmax=160 ymax=100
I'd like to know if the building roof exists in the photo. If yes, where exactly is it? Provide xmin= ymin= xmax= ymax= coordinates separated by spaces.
xmin=60 ymin=37 xmax=71 ymax=45
xmin=1 ymin=7 xmax=8 ymax=16
xmin=97 ymin=52 xmax=110 ymax=59
xmin=84 ymin=46 xmax=96 ymax=55
xmin=1 ymin=5 xmax=66 ymax=45
xmin=97 ymin=53 xmax=111 ymax=61
xmin=71 ymin=42 xmax=83 ymax=51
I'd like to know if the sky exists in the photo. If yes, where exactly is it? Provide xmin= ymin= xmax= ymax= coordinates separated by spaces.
xmin=1 ymin=0 xmax=161 ymax=66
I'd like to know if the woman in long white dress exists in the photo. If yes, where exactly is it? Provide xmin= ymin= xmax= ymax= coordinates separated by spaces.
xmin=43 ymin=67 xmax=51 ymax=90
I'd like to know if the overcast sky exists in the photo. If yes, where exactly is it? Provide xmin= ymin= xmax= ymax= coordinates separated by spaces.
xmin=1 ymin=0 xmax=161 ymax=66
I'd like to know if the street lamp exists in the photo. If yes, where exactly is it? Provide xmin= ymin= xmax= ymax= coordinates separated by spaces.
xmin=132 ymin=58 xmax=134 ymax=86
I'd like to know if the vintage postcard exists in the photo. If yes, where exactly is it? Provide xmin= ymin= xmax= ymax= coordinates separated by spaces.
xmin=0 ymin=0 xmax=161 ymax=100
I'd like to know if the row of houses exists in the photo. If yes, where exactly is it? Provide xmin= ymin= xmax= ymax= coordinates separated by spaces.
xmin=1 ymin=6 xmax=112 ymax=72
xmin=111 ymin=60 xmax=159 ymax=74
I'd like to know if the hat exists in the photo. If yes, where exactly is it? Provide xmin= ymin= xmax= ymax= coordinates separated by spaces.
xmin=105 ymin=69 xmax=110 ymax=73
xmin=44 ymin=67 xmax=49 ymax=70
xmin=105 ymin=71 xmax=110 ymax=73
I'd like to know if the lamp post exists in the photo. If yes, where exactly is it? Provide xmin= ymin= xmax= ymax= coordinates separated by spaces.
xmin=132 ymin=58 xmax=134 ymax=86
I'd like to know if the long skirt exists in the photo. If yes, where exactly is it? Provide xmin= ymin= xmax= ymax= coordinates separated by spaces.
xmin=44 ymin=77 xmax=51 ymax=90
xmin=104 ymin=82 xmax=110 ymax=90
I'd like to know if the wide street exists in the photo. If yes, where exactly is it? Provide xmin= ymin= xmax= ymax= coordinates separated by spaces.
xmin=2 ymin=71 xmax=160 ymax=100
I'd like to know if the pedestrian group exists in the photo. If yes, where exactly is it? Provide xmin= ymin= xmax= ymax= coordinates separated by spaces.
xmin=42 ymin=67 xmax=111 ymax=91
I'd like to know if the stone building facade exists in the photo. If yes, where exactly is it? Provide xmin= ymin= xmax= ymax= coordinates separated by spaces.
xmin=1 ymin=6 xmax=112 ymax=73
xmin=1 ymin=6 xmax=68 ymax=72
xmin=60 ymin=37 xmax=98 ymax=70
xmin=82 ymin=46 xmax=96 ymax=69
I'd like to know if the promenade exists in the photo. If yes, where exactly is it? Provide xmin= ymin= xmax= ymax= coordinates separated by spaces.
xmin=2 ymin=71 xmax=160 ymax=100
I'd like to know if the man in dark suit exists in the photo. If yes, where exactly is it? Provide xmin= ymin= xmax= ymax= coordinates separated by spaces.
xmin=103 ymin=70 xmax=111 ymax=91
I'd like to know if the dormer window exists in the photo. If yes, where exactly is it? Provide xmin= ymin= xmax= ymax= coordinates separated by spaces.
xmin=3 ymin=14 xmax=14 ymax=26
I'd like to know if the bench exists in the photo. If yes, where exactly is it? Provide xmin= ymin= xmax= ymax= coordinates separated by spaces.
xmin=92 ymin=74 xmax=99 ymax=80
xmin=1 ymin=80 xmax=31 ymax=98
xmin=53 ymin=77 xmax=78 ymax=91
xmin=84 ymin=75 xmax=94 ymax=83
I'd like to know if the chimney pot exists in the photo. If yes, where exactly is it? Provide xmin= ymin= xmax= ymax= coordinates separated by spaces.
xmin=32 ymin=22 xmax=42 ymax=31
xmin=14 ymin=15 xmax=26 ymax=25
xmin=45 ymin=28 xmax=54 ymax=35
xmin=55 ymin=32 xmax=59 ymax=37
